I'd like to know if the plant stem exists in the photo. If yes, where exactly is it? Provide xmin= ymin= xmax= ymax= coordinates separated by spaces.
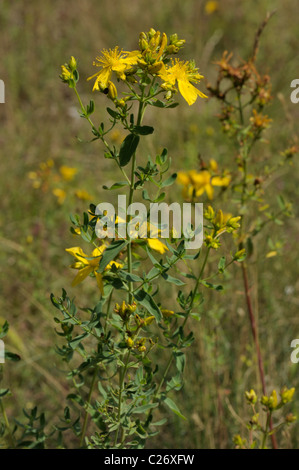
xmin=114 ymin=350 xmax=131 ymax=446
xmin=79 ymin=365 xmax=99 ymax=447
xmin=127 ymin=92 xmax=145 ymax=305
xmin=0 ymin=398 xmax=16 ymax=448
xmin=241 ymin=262 xmax=278 ymax=449
xmin=145 ymin=247 xmax=211 ymax=426
xmin=261 ymin=411 xmax=272 ymax=449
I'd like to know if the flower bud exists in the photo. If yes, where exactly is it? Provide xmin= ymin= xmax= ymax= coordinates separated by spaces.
xmin=107 ymin=81 xmax=117 ymax=100
xmin=245 ymin=389 xmax=257 ymax=405
xmin=69 ymin=56 xmax=77 ymax=71
xmin=126 ymin=337 xmax=134 ymax=348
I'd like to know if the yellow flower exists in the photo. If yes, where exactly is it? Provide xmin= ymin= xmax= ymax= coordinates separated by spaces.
xmin=161 ymin=309 xmax=174 ymax=318
xmin=134 ymin=220 xmax=169 ymax=254
xmin=158 ymin=59 xmax=207 ymax=105
xmin=280 ymin=386 xmax=295 ymax=404
xmin=60 ymin=65 xmax=72 ymax=82
xmin=59 ymin=165 xmax=77 ymax=181
xmin=204 ymin=1 xmax=219 ymax=15
xmin=87 ymin=47 xmax=139 ymax=91
xmin=65 ymin=245 xmax=122 ymax=293
xmin=75 ymin=189 xmax=93 ymax=200
xmin=177 ymin=170 xmax=213 ymax=199
xmin=245 ymin=389 xmax=257 ymax=405
xmin=53 ymin=188 xmax=66 ymax=204
xmin=250 ymin=109 xmax=272 ymax=129
xmin=177 ymin=169 xmax=230 ymax=201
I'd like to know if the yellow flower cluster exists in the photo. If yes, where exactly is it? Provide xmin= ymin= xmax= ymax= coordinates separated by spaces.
xmin=177 ymin=160 xmax=231 ymax=201
xmin=28 ymin=160 xmax=92 ymax=204
xmin=114 ymin=301 xmax=137 ymax=321
xmin=204 ymin=206 xmax=241 ymax=249
xmin=246 ymin=386 xmax=296 ymax=411
xmin=86 ymin=28 xmax=206 ymax=106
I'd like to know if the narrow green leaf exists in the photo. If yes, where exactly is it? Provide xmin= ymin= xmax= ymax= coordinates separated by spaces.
xmin=119 ymin=134 xmax=140 ymax=167
xmin=163 ymin=397 xmax=186 ymax=420
xmin=133 ymin=125 xmax=154 ymax=135
xmin=98 ymin=240 xmax=128 ymax=273
xmin=200 ymin=281 xmax=223 ymax=291
xmin=132 ymin=403 xmax=159 ymax=414
xmin=134 ymin=289 xmax=162 ymax=322
xmin=161 ymin=173 xmax=177 ymax=188
xmin=103 ymin=181 xmax=129 ymax=190
xmin=69 ymin=333 xmax=88 ymax=349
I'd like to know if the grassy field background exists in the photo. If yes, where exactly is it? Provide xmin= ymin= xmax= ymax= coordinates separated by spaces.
xmin=0 ymin=0 xmax=299 ymax=448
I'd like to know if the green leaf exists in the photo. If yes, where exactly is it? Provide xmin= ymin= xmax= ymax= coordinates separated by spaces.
xmin=218 ymin=256 xmax=226 ymax=273
xmin=161 ymin=173 xmax=177 ymax=188
xmin=133 ymin=125 xmax=154 ymax=135
xmin=151 ymin=418 xmax=167 ymax=426
xmin=98 ymin=240 xmax=128 ymax=273
xmin=0 ymin=389 xmax=10 ymax=398
xmin=134 ymin=289 xmax=162 ymax=322
xmin=132 ymin=403 xmax=159 ymax=414
xmin=152 ymin=99 xmax=165 ymax=108
xmin=0 ymin=321 xmax=9 ymax=339
xmin=161 ymin=273 xmax=185 ymax=286
xmin=200 ymin=281 xmax=223 ymax=291
xmin=118 ymin=271 xmax=143 ymax=283
xmin=5 ymin=351 xmax=21 ymax=362
xmin=163 ymin=397 xmax=186 ymax=420
xmin=69 ymin=333 xmax=88 ymax=349
xmin=103 ymin=181 xmax=129 ymax=190
xmin=165 ymin=102 xmax=179 ymax=108
xmin=86 ymin=100 xmax=94 ymax=116
xmin=119 ymin=134 xmax=140 ymax=167
xmin=173 ymin=351 xmax=185 ymax=373
xmin=106 ymin=107 xmax=120 ymax=119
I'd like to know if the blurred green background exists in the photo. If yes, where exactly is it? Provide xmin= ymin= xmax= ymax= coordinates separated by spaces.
xmin=0 ymin=0 xmax=298 ymax=448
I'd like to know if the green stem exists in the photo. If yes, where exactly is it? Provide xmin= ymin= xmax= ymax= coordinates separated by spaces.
xmin=114 ymin=350 xmax=131 ymax=447
xmin=104 ymin=289 xmax=114 ymax=336
xmin=79 ymin=365 xmax=99 ymax=447
xmin=0 ymin=398 xmax=16 ymax=448
xmin=145 ymin=247 xmax=211 ymax=426
xmin=261 ymin=411 xmax=271 ymax=449
xmin=127 ymin=92 xmax=146 ymax=305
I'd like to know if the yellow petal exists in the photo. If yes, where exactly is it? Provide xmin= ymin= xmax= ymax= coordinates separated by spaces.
xmin=266 ymin=251 xmax=277 ymax=258
xmin=177 ymin=171 xmax=190 ymax=186
xmin=209 ymin=159 xmax=218 ymax=172
xmin=71 ymin=266 xmax=93 ymax=286
xmin=178 ymin=79 xmax=207 ymax=106
xmin=147 ymin=238 xmax=168 ymax=254
xmin=106 ymin=260 xmax=123 ymax=270
xmin=92 ymin=245 xmax=106 ymax=258
xmin=66 ymin=247 xmax=89 ymax=264
xmin=212 ymin=175 xmax=231 ymax=187
xmin=94 ymin=271 xmax=104 ymax=293
xmin=205 ymin=184 xmax=214 ymax=200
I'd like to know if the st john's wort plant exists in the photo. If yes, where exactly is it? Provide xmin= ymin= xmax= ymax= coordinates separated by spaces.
xmin=51 ymin=28 xmax=243 ymax=449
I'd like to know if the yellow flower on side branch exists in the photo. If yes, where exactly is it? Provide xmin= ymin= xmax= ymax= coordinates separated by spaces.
xmin=158 ymin=59 xmax=207 ymax=105
xmin=177 ymin=168 xmax=231 ymax=201
xmin=65 ymin=245 xmax=122 ymax=292
xmin=87 ymin=47 xmax=140 ymax=91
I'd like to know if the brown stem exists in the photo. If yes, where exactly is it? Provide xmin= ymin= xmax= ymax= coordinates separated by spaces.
xmin=241 ymin=262 xmax=278 ymax=449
